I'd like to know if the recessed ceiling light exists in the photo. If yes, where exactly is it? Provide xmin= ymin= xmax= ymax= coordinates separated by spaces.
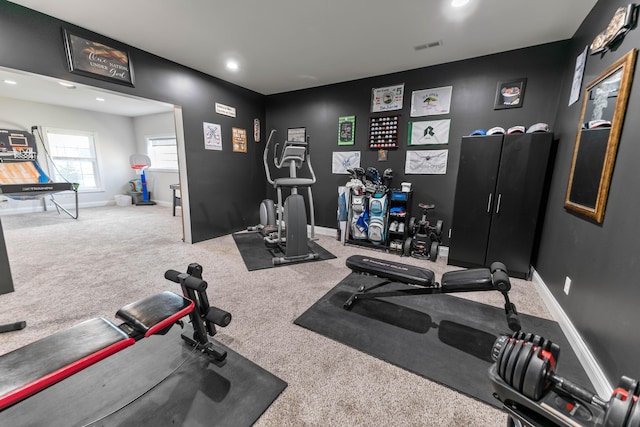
xmin=96 ymin=97 xmax=105 ymax=102
xmin=452 ymin=0 xmax=470 ymax=7
xmin=3 ymin=80 xmax=17 ymax=85
xmin=226 ymin=60 xmax=239 ymax=71
xmin=58 ymin=81 xmax=76 ymax=88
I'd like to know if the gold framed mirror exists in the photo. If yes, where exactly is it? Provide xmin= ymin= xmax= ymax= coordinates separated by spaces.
xmin=564 ymin=48 xmax=637 ymax=223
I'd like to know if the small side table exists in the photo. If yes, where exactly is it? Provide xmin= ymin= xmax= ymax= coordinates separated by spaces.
xmin=170 ymin=184 xmax=181 ymax=216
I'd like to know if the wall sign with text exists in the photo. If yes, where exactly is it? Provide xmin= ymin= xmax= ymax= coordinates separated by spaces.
xmin=63 ymin=30 xmax=134 ymax=86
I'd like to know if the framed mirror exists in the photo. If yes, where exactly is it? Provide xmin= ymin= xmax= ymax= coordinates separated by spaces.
xmin=565 ymin=49 xmax=637 ymax=223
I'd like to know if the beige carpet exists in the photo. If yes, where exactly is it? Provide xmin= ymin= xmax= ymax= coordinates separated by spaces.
xmin=0 ymin=205 xmax=554 ymax=426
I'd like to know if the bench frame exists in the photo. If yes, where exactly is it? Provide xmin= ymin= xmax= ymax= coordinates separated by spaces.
xmin=0 ymin=262 xmax=231 ymax=412
xmin=343 ymin=255 xmax=521 ymax=332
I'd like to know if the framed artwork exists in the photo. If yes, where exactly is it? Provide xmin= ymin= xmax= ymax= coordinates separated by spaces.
xmin=569 ymin=46 xmax=588 ymax=106
xmin=408 ymin=119 xmax=450 ymax=145
xmin=494 ymin=78 xmax=527 ymax=109
xmin=410 ymin=86 xmax=452 ymax=116
xmin=332 ymin=151 xmax=361 ymax=174
xmin=377 ymin=149 xmax=388 ymax=162
xmin=287 ymin=127 xmax=306 ymax=142
xmin=203 ymin=122 xmax=222 ymax=151
xmin=232 ymin=127 xmax=247 ymax=153
xmin=338 ymin=116 xmax=356 ymax=145
xmin=371 ymin=84 xmax=404 ymax=112
xmin=63 ymin=29 xmax=134 ymax=86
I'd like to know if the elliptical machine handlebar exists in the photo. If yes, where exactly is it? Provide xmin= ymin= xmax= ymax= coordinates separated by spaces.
xmin=264 ymin=129 xmax=277 ymax=185
xmin=264 ymin=130 xmax=316 ymax=185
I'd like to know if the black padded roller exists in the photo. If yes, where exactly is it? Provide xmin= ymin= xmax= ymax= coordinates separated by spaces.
xmin=184 ymin=276 xmax=207 ymax=292
xmin=206 ymin=306 xmax=232 ymax=327
xmin=164 ymin=269 xmax=181 ymax=283
xmin=490 ymin=262 xmax=507 ymax=274
xmin=492 ymin=270 xmax=511 ymax=292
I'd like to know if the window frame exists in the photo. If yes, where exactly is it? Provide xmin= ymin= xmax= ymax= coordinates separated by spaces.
xmin=41 ymin=127 xmax=104 ymax=192
xmin=146 ymin=134 xmax=178 ymax=172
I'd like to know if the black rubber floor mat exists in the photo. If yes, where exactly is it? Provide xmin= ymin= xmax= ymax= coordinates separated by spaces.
xmin=0 ymin=326 xmax=287 ymax=427
xmin=294 ymin=273 xmax=592 ymax=408
xmin=232 ymin=231 xmax=336 ymax=271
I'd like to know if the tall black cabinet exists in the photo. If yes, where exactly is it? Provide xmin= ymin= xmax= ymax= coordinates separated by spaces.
xmin=448 ymin=132 xmax=554 ymax=278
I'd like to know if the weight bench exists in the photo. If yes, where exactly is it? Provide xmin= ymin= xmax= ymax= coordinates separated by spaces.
xmin=0 ymin=262 xmax=231 ymax=412
xmin=343 ymin=255 xmax=521 ymax=332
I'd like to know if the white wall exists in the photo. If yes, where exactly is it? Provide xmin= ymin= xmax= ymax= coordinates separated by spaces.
xmin=0 ymin=97 xmax=138 ymax=214
xmin=131 ymin=112 xmax=178 ymax=207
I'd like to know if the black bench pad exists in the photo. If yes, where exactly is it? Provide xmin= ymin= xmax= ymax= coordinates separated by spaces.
xmin=0 ymin=317 xmax=134 ymax=410
xmin=116 ymin=291 xmax=194 ymax=338
xmin=346 ymin=255 xmax=435 ymax=287
xmin=441 ymin=268 xmax=492 ymax=292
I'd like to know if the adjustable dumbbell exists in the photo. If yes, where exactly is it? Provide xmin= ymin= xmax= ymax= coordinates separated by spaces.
xmin=492 ymin=333 xmax=606 ymax=405
xmin=493 ymin=332 xmax=640 ymax=426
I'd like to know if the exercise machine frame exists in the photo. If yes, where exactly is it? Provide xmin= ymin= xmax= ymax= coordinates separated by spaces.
xmin=261 ymin=129 xmax=319 ymax=265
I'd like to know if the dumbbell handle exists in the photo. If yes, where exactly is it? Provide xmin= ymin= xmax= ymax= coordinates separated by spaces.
xmin=551 ymin=375 xmax=608 ymax=409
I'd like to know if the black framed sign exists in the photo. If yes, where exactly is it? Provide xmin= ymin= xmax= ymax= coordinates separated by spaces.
xmin=63 ymin=29 xmax=135 ymax=86
xmin=494 ymin=78 xmax=526 ymax=109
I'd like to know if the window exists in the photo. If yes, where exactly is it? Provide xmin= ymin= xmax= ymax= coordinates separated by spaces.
xmin=44 ymin=128 xmax=101 ymax=190
xmin=147 ymin=136 xmax=178 ymax=171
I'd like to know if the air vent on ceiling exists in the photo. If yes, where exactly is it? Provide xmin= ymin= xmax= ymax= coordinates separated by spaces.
xmin=414 ymin=40 xmax=443 ymax=51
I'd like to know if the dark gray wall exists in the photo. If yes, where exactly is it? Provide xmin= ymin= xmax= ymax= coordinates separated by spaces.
xmin=0 ymin=218 xmax=14 ymax=294
xmin=536 ymin=0 xmax=640 ymax=382
xmin=266 ymin=41 xmax=570 ymax=245
xmin=2 ymin=0 xmax=636 ymax=385
xmin=0 ymin=1 xmax=266 ymax=243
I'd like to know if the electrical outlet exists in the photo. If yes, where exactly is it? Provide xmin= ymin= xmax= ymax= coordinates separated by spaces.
xmin=564 ymin=277 xmax=571 ymax=295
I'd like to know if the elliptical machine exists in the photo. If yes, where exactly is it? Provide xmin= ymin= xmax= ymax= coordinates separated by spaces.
xmin=258 ymin=129 xmax=319 ymax=265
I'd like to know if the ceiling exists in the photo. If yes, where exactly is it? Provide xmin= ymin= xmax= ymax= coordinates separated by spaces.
xmin=3 ymin=0 xmax=597 ymax=116
xmin=0 ymin=67 xmax=174 ymax=117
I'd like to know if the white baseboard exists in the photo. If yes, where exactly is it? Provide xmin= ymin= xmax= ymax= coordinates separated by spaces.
xmin=530 ymin=268 xmax=612 ymax=397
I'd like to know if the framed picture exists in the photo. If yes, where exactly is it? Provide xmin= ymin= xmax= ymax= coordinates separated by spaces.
xmin=371 ymin=84 xmax=404 ymax=113
xmin=63 ymin=29 xmax=134 ymax=86
xmin=203 ymin=122 xmax=222 ymax=151
xmin=338 ymin=116 xmax=355 ymax=145
xmin=232 ymin=127 xmax=247 ymax=153
xmin=494 ymin=78 xmax=527 ymax=109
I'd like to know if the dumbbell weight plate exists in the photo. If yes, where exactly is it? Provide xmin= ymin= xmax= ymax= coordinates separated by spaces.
xmin=505 ymin=340 xmax=525 ymax=386
xmin=522 ymin=348 xmax=551 ymax=401
xmin=499 ymin=339 xmax=517 ymax=380
xmin=603 ymin=390 xmax=635 ymax=427
xmin=513 ymin=342 xmax=536 ymax=393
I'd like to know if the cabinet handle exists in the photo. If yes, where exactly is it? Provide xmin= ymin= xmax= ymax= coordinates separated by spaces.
xmin=496 ymin=194 xmax=502 ymax=214
xmin=487 ymin=193 xmax=492 ymax=213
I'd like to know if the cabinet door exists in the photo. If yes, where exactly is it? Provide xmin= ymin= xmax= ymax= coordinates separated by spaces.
xmin=485 ymin=133 xmax=552 ymax=276
xmin=448 ymin=135 xmax=503 ymax=268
